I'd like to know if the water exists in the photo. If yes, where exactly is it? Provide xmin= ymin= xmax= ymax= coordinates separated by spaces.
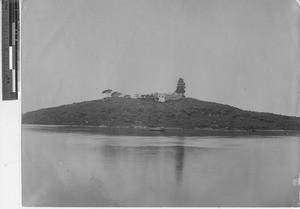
xmin=22 ymin=125 xmax=300 ymax=207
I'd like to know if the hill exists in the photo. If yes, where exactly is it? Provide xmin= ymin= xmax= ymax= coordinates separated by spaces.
xmin=22 ymin=97 xmax=300 ymax=130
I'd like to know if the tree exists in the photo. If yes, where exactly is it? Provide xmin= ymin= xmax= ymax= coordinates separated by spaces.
xmin=124 ymin=95 xmax=131 ymax=98
xmin=111 ymin=91 xmax=122 ymax=97
xmin=175 ymin=78 xmax=186 ymax=96
xmin=102 ymin=89 xmax=112 ymax=98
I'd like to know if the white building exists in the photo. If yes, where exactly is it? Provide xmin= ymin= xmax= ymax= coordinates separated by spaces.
xmin=151 ymin=92 xmax=183 ymax=102
xmin=157 ymin=93 xmax=166 ymax=102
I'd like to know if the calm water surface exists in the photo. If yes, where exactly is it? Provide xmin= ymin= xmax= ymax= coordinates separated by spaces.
xmin=22 ymin=125 xmax=300 ymax=207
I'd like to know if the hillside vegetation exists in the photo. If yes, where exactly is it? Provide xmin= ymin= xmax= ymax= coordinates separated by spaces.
xmin=22 ymin=97 xmax=300 ymax=130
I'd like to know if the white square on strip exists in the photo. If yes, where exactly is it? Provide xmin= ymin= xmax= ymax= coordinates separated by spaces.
xmin=12 ymin=69 xmax=16 ymax=92
xmin=9 ymin=46 xmax=13 ymax=69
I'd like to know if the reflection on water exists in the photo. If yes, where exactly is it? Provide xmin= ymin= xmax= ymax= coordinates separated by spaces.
xmin=22 ymin=125 xmax=300 ymax=207
xmin=174 ymin=138 xmax=185 ymax=185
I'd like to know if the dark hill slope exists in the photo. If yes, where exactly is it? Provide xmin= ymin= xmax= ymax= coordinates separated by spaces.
xmin=22 ymin=97 xmax=300 ymax=130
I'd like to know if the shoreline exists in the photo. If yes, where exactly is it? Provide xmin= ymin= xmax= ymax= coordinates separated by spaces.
xmin=22 ymin=123 xmax=300 ymax=133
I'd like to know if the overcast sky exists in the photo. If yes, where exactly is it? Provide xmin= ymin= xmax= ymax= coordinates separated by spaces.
xmin=22 ymin=0 xmax=300 ymax=116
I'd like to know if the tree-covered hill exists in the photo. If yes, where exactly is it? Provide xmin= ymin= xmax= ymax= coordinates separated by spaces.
xmin=22 ymin=97 xmax=300 ymax=130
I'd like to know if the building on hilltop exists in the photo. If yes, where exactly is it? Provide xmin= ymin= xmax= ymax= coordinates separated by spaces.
xmin=151 ymin=92 xmax=166 ymax=102
xmin=151 ymin=92 xmax=183 ymax=102
xmin=157 ymin=94 xmax=166 ymax=102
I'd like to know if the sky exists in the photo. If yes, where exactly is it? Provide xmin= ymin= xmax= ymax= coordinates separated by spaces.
xmin=22 ymin=0 xmax=300 ymax=116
